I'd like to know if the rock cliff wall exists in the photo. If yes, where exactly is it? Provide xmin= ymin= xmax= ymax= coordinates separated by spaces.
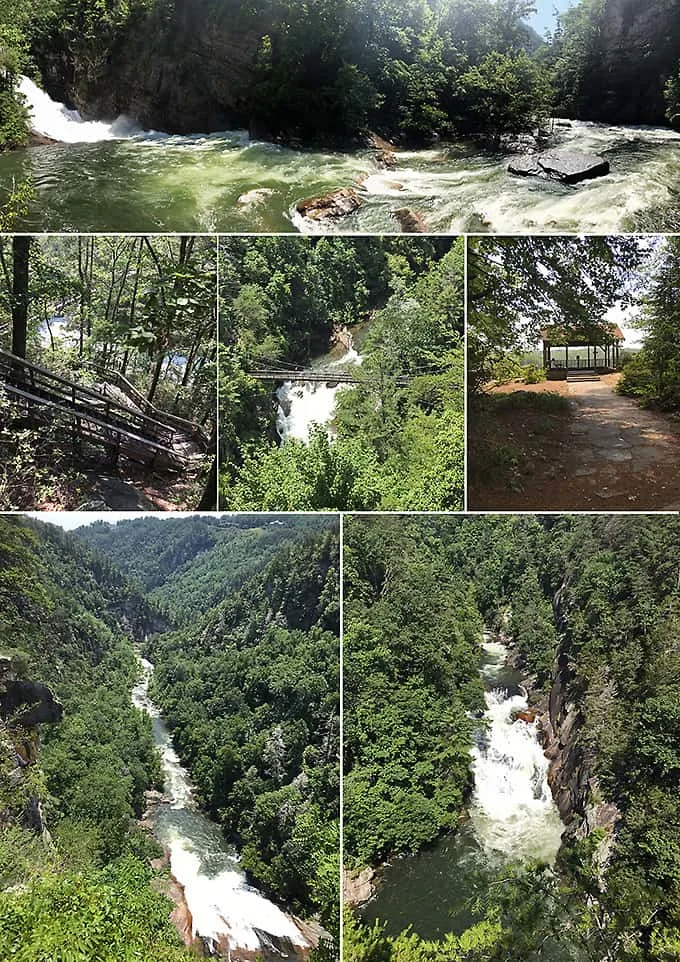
xmin=39 ymin=1 xmax=265 ymax=133
xmin=571 ymin=0 xmax=680 ymax=125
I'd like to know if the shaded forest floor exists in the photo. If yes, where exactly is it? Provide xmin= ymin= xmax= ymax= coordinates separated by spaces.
xmin=468 ymin=376 xmax=680 ymax=511
xmin=0 ymin=424 xmax=211 ymax=511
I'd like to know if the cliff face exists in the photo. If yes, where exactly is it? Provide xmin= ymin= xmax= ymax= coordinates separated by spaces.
xmin=538 ymin=651 xmax=620 ymax=845
xmin=39 ymin=1 xmax=264 ymax=133
xmin=568 ymin=0 xmax=680 ymax=125
xmin=0 ymin=655 xmax=62 ymax=838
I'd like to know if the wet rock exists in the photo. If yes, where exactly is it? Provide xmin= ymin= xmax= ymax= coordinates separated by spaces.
xmin=296 ymin=187 xmax=362 ymax=221
xmin=343 ymin=866 xmax=376 ymax=906
xmin=392 ymin=208 xmax=428 ymax=232
xmin=538 ymin=151 xmax=610 ymax=183
xmin=507 ymin=155 xmax=543 ymax=177
xmin=513 ymin=707 xmax=539 ymax=724
xmin=29 ymin=131 xmax=61 ymax=147
xmin=509 ymin=150 xmax=610 ymax=184
xmin=237 ymin=188 xmax=276 ymax=205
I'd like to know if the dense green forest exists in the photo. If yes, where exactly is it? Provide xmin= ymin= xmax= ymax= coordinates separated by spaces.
xmin=344 ymin=514 xmax=680 ymax=962
xmin=76 ymin=514 xmax=341 ymax=936
xmin=0 ymin=515 xmax=191 ymax=962
xmin=0 ymin=235 xmax=217 ymax=511
xmin=0 ymin=513 xmax=340 ymax=961
xmin=219 ymin=236 xmax=464 ymax=511
xmin=618 ymin=236 xmax=680 ymax=412
xmin=3 ymin=0 xmax=679 ymax=154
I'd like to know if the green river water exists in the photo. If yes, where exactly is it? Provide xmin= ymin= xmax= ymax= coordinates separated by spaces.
xmin=3 ymin=81 xmax=680 ymax=233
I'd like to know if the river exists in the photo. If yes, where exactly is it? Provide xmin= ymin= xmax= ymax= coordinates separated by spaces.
xmin=131 ymin=656 xmax=311 ymax=960
xmin=276 ymin=345 xmax=362 ymax=442
xmin=362 ymin=637 xmax=564 ymax=940
xmin=4 ymin=77 xmax=680 ymax=233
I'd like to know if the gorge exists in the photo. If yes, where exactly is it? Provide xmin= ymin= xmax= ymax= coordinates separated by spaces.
xmin=362 ymin=635 xmax=564 ymax=940
xmin=4 ymin=79 xmax=679 ymax=232
xmin=0 ymin=513 xmax=340 ymax=962
xmin=344 ymin=514 xmax=680 ymax=962
xmin=131 ymin=656 xmax=312 ymax=960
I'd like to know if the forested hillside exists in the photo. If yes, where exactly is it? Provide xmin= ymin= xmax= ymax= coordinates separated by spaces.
xmin=219 ymin=237 xmax=464 ymax=511
xmin=74 ymin=514 xmax=341 ymax=936
xmin=0 ymin=235 xmax=217 ymax=511
xmin=0 ymin=513 xmax=340 ymax=960
xmin=3 ymin=0 xmax=677 ymax=155
xmin=552 ymin=0 xmax=680 ymax=126
xmin=345 ymin=514 xmax=680 ymax=962
xmin=0 ymin=515 xmax=190 ymax=961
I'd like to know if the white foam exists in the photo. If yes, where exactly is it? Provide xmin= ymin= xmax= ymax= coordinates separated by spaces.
xmin=19 ymin=76 xmax=145 ymax=143
xmin=276 ymin=347 xmax=362 ymax=441
xmin=132 ymin=657 xmax=308 ymax=953
xmin=471 ymin=644 xmax=563 ymax=862
xmin=170 ymin=841 xmax=308 ymax=952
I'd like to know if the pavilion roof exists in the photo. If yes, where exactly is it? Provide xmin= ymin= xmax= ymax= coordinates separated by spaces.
xmin=540 ymin=322 xmax=625 ymax=346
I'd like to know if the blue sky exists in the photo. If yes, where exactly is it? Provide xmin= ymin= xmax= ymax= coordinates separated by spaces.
xmin=528 ymin=0 xmax=574 ymax=35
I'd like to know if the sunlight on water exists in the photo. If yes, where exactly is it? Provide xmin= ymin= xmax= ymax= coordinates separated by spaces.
xmin=6 ymin=80 xmax=679 ymax=232
xmin=131 ymin=657 xmax=309 ymax=955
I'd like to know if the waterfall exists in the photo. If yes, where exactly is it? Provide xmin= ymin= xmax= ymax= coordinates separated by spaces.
xmin=276 ymin=344 xmax=363 ymax=442
xmin=131 ymin=658 xmax=310 ymax=959
xmin=18 ymin=76 xmax=148 ymax=143
xmin=469 ymin=640 xmax=563 ymax=863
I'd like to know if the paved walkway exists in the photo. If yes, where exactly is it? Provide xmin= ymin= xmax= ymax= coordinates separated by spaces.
xmin=543 ymin=381 xmax=680 ymax=509
xmin=475 ymin=378 xmax=680 ymax=511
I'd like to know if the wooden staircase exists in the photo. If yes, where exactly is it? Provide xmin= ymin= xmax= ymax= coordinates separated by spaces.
xmin=566 ymin=369 xmax=601 ymax=383
xmin=0 ymin=349 xmax=208 ymax=472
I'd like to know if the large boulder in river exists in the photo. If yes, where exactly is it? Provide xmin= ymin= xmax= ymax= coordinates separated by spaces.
xmin=296 ymin=187 xmax=362 ymax=221
xmin=508 ymin=150 xmax=610 ymax=184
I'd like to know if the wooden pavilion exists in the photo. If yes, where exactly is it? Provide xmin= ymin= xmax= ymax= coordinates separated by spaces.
xmin=540 ymin=323 xmax=625 ymax=380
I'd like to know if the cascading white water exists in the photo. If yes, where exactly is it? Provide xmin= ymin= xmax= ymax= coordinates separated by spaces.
xmin=276 ymin=345 xmax=362 ymax=442
xmin=131 ymin=658 xmax=309 ymax=957
xmin=469 ymin=640 xmax=563 ymax=863
xmin=18 ymin=76 xmax=146 ymax=143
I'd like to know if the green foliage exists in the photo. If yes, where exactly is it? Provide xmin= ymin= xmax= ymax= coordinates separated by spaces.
xmin=467 ymin=235 xmax=643 ymax=393
xmin=666 ymin=64 xmax=680 ymax=128
xmin=617 ymin=238 xmax=680 ymax=412
xmin=344 ymin=517 xmax=485 ymax=863
xmin=458 ymin=50 xmax=552 ymax=143
xmin=0 ymin=856 xmax=190 ymax=962
xmin=219 ymin=237 xmax=464 ymax=511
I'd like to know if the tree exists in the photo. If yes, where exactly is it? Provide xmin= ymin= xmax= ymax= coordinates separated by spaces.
xmin=11 ymin=235 xmax=30 ymax=359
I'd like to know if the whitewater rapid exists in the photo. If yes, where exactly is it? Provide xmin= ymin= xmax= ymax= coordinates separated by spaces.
xmin=470 ymin=640 xmax=563 ymax=863
xmin=276 ymin=345 xmax=363 ymax=442
xmin=131 ymin=657 xmax=309 ymax=957
xmin=18 ymin=76 xmax=147 ymax=143
xmin=11 ymin=78 xmax=680 ymax=232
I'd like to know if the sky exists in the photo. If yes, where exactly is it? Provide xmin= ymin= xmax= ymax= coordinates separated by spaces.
xmin=529 ymin=0 xmax=575 ymax=35
xmin=25 ymin=511 xmax=220 ymax=531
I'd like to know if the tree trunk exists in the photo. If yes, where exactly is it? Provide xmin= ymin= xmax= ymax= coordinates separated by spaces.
xmin=196 ymin=457 xmax=218 ymax=510
xmin=11 ymin=236 xmax=30 ymax=360
xmin=147 ymin=356 xmax=164 ymax=404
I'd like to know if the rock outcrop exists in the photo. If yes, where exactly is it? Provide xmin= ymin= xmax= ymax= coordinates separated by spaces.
xmin=0 ymin=655 xmax=61 ymax=842
xmin=38 ymin=0 xmax=266 ymax=134
xmin=556 ymin=0 xmax=680 ymax=126
xmin=343 ymin=865 xmax=377 ymax=906
xmin=296 ymin=188 xmax=363 ymax=221
xmin=508 ymin=151 xmax=610 ymax=184
xmin=0 ymin=656 xmax=63 ymax=728
xmin=392 ymin=208 xmax=428 ymax=232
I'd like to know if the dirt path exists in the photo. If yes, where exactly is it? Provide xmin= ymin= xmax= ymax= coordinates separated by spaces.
xmin=470 ymin=377 xmax=680 ymax=511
